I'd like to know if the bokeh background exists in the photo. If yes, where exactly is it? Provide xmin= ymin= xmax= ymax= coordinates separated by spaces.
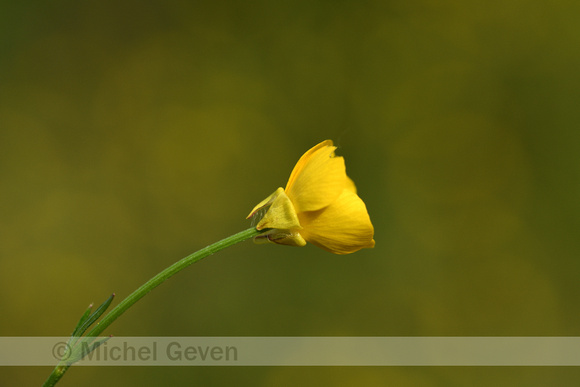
xmin=2 ymin=0 xmax=580 ymax=385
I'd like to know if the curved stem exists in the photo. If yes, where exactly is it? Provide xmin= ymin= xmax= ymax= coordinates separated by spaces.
xmin=87 ymin=227 xmax=261 ymax=337
xmin=43 ymin=227 xmax=262 ymax=387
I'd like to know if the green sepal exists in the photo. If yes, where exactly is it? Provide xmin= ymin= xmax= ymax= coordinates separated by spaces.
xmin=71 ymin=303 xmax=94 ymax=338
xmin=57 ymin=294 xmax=115 ymax=365
xmin=63 ymin=336 xmax=112 ymax=366
xmin=74 ymin=294 xmax=115 ymax=338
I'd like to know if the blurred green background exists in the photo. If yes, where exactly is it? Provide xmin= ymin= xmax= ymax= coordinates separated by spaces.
xmin=2 ymin=0 xmax=580 ymax=385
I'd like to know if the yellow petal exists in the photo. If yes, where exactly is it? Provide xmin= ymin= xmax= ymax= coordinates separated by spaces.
xmin=345 ymin=176 xmax=357 ymax=194
xmin=255 ymin=188 xmax=302 ymax=231
xmin=298 ymin=189 xmax=375 ymax=254
xmin=285 ymin=140 xmax=347 ymax=213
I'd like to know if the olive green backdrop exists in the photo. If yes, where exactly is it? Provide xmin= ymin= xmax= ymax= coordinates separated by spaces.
xmin=2 ymin=0 xmax=580 ymax=386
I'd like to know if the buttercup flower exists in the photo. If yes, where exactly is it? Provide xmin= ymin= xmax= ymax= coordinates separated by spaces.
xmin=247 ymin=140 xmax=375 ymax=254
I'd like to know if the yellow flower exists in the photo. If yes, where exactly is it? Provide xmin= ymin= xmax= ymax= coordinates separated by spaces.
xmin=247 ymin=140 xmax=375 ymax=254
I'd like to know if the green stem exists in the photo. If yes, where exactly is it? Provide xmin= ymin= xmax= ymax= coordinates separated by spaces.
xmin=43 ymin=227 xmax=262 ymax=387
